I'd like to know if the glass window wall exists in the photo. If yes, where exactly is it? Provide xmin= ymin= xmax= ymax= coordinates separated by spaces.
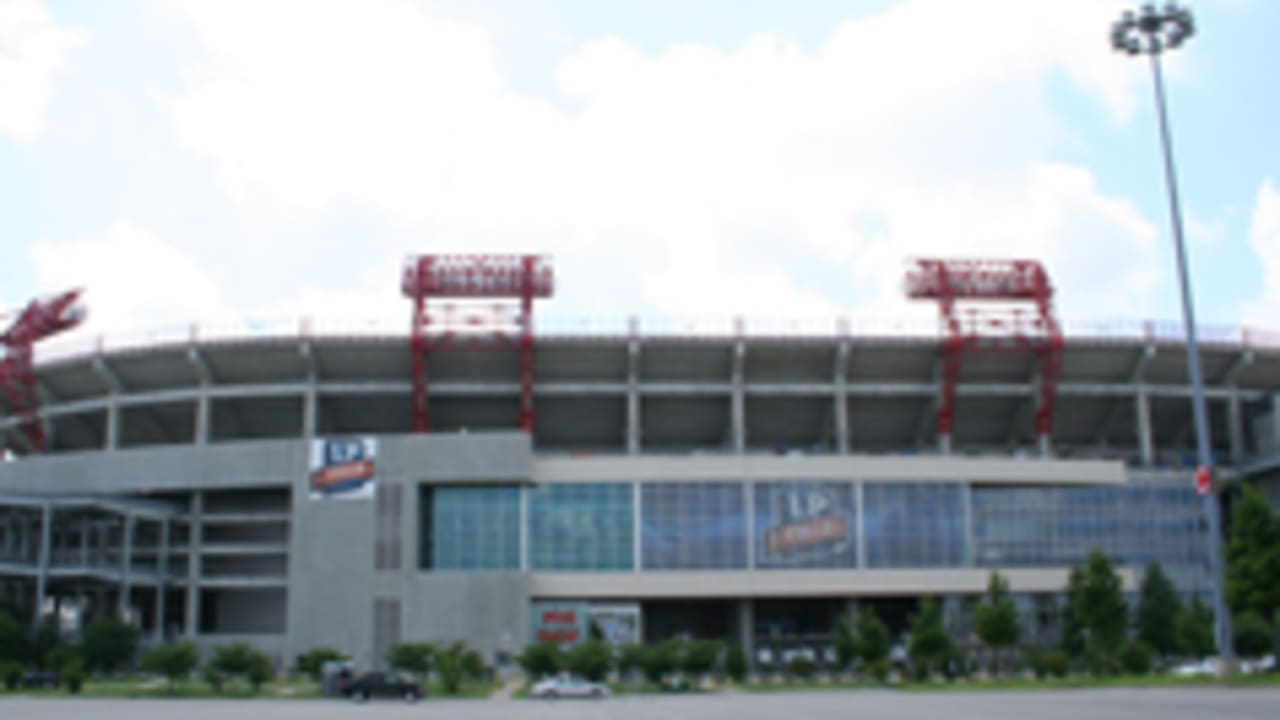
xmin=528 ymin=483 xmax=634 ymax=571
xmin=641 ymin=482 xmax=747 ymax=570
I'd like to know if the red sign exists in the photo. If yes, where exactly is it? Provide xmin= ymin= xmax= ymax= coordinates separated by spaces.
xmin=766 ymin=515 xmax=848 ymax=554
xmin=311 ymin=459 xmax=375 ymax=489
xmin=1195 ymin=465 xmax=1212 ymax=495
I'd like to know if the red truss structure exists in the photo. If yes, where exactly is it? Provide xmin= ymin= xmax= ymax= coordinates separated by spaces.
xmin=0 ymin=289 xmax=86 ymax=452
xmin=904 ymin=259 xmax=1064 ymax=446
xmin=401 ymin=254 xmax=553 ymax=434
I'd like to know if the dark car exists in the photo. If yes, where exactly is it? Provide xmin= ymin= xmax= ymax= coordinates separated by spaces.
xmin=21 ymin=671 xmax=59 ymax=689
xmin=341 ymin=671 xmax=424 ymax=703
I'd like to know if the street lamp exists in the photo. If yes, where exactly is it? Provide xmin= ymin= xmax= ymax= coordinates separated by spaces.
xmin=1112 ymin=4 xmax=1234 ymax=666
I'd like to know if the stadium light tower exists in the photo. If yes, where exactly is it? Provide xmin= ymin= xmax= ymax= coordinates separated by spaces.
xmin=1112 ymin=4 xmax=1234 ymax=666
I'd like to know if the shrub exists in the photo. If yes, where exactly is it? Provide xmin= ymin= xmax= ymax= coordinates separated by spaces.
xmin=618 ymin=644 xmax=646 ymax=679
xmin=0 ymin=612 xmax=24 ymax=665
xmin=2 ymin=661 xmax=23 ymax=690
xmin=1118 ymin=639 xmax=1152 ymax=676
xmin=1043 ymin=650 xmax=1070 ymax=678
xmin=245 ymin=652 xmax=273 ymax=691
xmin=80 ymin=617 xmax=139 ymax=674
xmin=62 ymin=659 xmax=84 ymax=694
xmin=517 ymin=641 xmax=563 ymax=680
xmin=202 ymin=666 xmax=224 ymax=692
xmin=386 ymin=643 xmax=434 ymax=675
xmin=868 ymin=658 xmax=890 ymax=683
xmin=786 ymin=656 xmax=816 ymax=681
xmin=566 ymin=640 xmax=612 ymax=683
xmin=1233 ymin=611 xmax=1274 ymax=658
xmin=433 ymin=642 xmax=469 ymax=695
xmin=725 ymin=647 xmax=747 ymax=684
xmin=294 ymin=647 xmax=347 ymax=680
xmin=681 ymin=640 xmax=722 ymax=678
xmin=641 ymin=640 xmax=680 ymax=686
xmin=45 ymin=645 xmax=79 ymax=675
xmin=461 ymin=648 xmax=487 ymax=682
xmin=141 ymin=643 xmax=200 ymax=691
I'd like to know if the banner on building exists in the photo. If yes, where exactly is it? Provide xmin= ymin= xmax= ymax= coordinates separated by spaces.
xmin=309 ymin=437 xmax=378 ymax=500
xmin=755 ymin=482 xmax=856 ymax=568
xmin=530 ymin=602 xmax=641 ymax=647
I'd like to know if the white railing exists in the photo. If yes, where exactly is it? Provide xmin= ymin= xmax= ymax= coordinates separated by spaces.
xmin=31 ymin=314 xmax=1280 ymax=365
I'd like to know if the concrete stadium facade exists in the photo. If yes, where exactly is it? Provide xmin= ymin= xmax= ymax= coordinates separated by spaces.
xmin=2 ymin=327 xmax=1279 ymax=670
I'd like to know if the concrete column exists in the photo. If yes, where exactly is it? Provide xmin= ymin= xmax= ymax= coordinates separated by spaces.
xmin=155 ymin=519 xmax=169 ymax=642
xmin=961 ymin=483 xmax=974 ymax=567
xmin=834 ymin=341 xmax=850 ymax=454
xmin=104 ymin=400 xmax=120 ymax=450
xmin=34 ymin=503 xmax=51 ymax=625
xmin=1135 ymin=388 xmax=1154 ymax=467
xmin=938 ymin=433 xmax=952 ymax=456
xmin=1228 ymin=390 xmax=1245 ymax=465
xmin=194 ymin=393 xmax=211 ymax=445
xmin=745 ymin=480 xmax=755 ymax=571
xmin=1037 ymin=432 xmax=1051 ymax=458
xmin=737 ymin=599 xmax=754 ymax=662
xmin=117 ymin=514 xmax=135 ymax=620
xmin=185 ymin=492 xmax=202 ymax=638
xmin=302 ymin=379 xmax=318 ymax=439
xmin=731 ymin=342 xmax=746 ymax=454
xmin=854 ymin=480 xmax=867 ymax=569
xmin=626 ymin=339 xmax=640 ymax=455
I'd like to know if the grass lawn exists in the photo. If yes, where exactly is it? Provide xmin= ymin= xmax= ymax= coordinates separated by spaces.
xmin=740 ymin=672 xmax=1280 ymax=693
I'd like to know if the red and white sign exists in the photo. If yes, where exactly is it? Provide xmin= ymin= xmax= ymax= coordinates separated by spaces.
xmin=1195 ymin=465 xmax=1212 ymax=495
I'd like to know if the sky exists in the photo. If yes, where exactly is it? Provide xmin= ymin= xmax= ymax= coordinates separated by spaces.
xmin=1 ymin=0 xmax=1277 ymax=348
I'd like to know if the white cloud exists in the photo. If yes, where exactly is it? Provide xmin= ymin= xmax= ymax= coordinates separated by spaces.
xmin=167 ymin=0 xmax=1158 ymax=328
xmin=29 ymin=222 xmax=239 ymax=343
xmin=0 ymin=0 xmax=84 ymax=143
xmin=1243 ymin=178 xmax=1280 ymax=328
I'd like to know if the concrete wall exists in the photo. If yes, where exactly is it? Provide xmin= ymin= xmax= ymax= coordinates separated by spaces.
xmin=285 ymin=431 xmax=533 ymax=668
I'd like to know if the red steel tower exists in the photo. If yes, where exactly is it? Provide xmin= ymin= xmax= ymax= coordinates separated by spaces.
xmin=401 ymin=254 xmax=553 ymax=433
xmin=0 ymin=289 xmax=86 ymax=452
xmin=904 ymin=259 xmax=1063 ymax=452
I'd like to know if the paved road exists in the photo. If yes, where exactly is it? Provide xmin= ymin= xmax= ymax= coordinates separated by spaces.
xmin=3 ymin=688 xmax=1278 ymax=719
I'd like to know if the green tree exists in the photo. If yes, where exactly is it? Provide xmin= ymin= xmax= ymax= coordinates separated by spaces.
xmin=640 ymin=640 xmax=680 ymax=686
xmin=210 ymin=642 xmax=273 ymax=691
xmin=1175 ymin=597 xmax=1216 ymax=658
xmin=565 ymin=639 xmax=612 ymax=682
xmin=681 ymin=639 xmax=722 ymax=679
xmin=386 ymin=642 xmax=434 ymax=675
xmin=1136 ymin=562 xmax=1181 ymax=658
xmin=294 ymin=646 xmax=346 ymax=680
xmin=80 ymin=617 xmax=139 ymax=674
xmin=1066 ymin=550 xmax=1129 ymax=661
xmin=61 ymin=658 xmax=85 ymax=694
xmin=1233 ymin=611 xmax=1273 ymax=658
xmin=1118 ymin=639 xmax=1152 ymax=675
xmin=517 ymin=641 xmax=563 ymax=679
xmin=433 ymin=642 xmax=472 ymax=695
xmin=907 ymin=597 xmax=952 ymax=680
xmin=724 ymin=647 xmax=747 ymax=683
xmin=45 ymin=645 xmax=79 ymax=676
xmin=0 ymin=611 xmax=23 ymax=664
xmin=833 ymin=615 xmax=856 ymax=672
xmin=854 ymin=606 xmax=890 ymax=668
xmin=974 ymin=571 xmax=1021 ymax=673
xmin=141 ymin=642 xmax=200 ymax=691
xmin=617 ymin=643 xmax=646 ymax=679
xmin=29 ymin=618 xmax=61 ymax=669
xmin=1226 ymin=485 xmax=1280 ymax=619
xmin=461 ymin=648 xmax=487 ymax=682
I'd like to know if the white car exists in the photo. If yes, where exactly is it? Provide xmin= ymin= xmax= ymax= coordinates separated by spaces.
xmin=531 ymin=675 xmax=611 ymax=699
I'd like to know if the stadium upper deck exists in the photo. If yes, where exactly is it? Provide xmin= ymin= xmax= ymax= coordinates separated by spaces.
xmin=3 ymin=317 xmax=1278 ymax=468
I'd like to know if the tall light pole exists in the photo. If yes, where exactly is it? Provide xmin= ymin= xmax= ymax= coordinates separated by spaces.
xmin=1112 ymin=4 xmax=1234 ymax=666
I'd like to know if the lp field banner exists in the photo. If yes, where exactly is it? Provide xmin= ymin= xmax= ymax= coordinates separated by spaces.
xmin=309 ymin=437 xmax=378 ymax=500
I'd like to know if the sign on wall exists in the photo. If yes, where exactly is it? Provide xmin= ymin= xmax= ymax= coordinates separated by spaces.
xmin=530 ymin=602 xmax=641 ymax=647
xmin=755 ymin=482 xmax=856 ymax=568
xmin=309 ymin=437 xmax=377 ymax=500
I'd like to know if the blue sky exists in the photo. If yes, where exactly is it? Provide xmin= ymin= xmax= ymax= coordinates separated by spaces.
xmin=1 ymin=0 xmax=1277 ymax=345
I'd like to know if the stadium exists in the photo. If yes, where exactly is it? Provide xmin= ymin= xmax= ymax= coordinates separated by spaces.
xmin=0 ymin=255 xmax=1278 ymax=673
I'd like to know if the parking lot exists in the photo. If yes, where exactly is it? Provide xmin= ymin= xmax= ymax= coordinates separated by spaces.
xmin=3 ymin=687 xmax=1280 ymax=720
